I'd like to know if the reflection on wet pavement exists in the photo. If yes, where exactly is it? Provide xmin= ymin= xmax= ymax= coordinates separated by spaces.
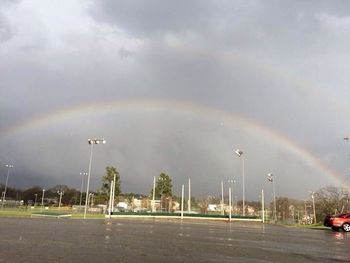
xmin=0 ymin=218 xmax=349 ymax=262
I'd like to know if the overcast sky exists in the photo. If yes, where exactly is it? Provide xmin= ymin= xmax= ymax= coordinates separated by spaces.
xmin=1 ymin=0 xmax=350 ymax=201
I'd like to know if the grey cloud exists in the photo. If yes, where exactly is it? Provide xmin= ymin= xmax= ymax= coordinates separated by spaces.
xmin=0 ymin=0 xmax=20 ymax=42
xmin=89 ymin=0 xmax=218 ymax=36
xmin=119 ymin=48 xmax=133 ymax=58
xmin=1 ymin=1 xmax=350 ymax=198
xmin=89 ymin=0 xmax=350 ymax=55
xmin=0 ymin=13 xmax=13 ymax=41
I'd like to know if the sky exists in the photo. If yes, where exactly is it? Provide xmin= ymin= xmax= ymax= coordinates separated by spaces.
xmin=1 ymin=0 xmax=350 ymax=201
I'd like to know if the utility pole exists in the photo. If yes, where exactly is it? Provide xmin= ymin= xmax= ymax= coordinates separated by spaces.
xmin=188 ymin=178 xmax=191 ymax=213
xmin=2 ymin=164 xmax=14 ymax=209
xmin=57 ymin=191 xmax=64 ymax=210
xmin=261 ymin=189 xmax=265 ymax=223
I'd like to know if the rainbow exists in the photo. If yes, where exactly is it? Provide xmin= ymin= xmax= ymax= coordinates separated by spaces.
xmin=167 ymin=42 xmax=350 ymax=120
xmin=0 ymin=98 xmax=345 ymax=187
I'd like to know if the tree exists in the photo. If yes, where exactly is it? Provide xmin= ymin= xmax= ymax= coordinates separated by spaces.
xmin=22 ymin=186 xmax=43 ymax=204
xmin=275 ymin=197 xmax=290 ymax=222
xmin=151 ymin=172 xmax=173 ymax=198
xmin=101 ymin=166 xmax=121 ymax=197
xmin=314 ymin=186 xmax=350 ymax=220
xmin=149 ymin=173 xmax=173 ymax=212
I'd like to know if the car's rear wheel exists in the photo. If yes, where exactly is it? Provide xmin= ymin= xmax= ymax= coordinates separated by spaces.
xmin=331 ymin=226 xmax=340 ymax=231
xmin=342 ymin=223 xmax=350 ymax=232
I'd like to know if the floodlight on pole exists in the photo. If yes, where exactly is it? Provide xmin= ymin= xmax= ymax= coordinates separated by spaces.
xmin=84 ymin=138 xmax=106 ymax=219
xmin=235 ymin=150 xmax=243 ymax=157
xmin=235 ymin=149 xmax=245 ymax=216
xmin=2 ymin=164 xmax=14 ymax=209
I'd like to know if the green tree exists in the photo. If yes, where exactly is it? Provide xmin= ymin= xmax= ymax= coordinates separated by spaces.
xmin=101 ymin=166 xmax=121 ymax=197
xmin=151 ymin=172 xmax=173 ymax=198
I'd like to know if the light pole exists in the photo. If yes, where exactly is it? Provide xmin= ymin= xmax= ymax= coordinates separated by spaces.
xmin=268 ymin=173 xmax=277 ymax=222
xmin=57 ymin=190 xmax=64 ymax=210
xmin=79 ymin=172 xmax=88 ymax=206
xmin=228 ymin=179 xmax=235 ymax=213
xmin=111 ymin=173 xmax=116 ymax=213
xmin=235 ymin=149 xmax=245 ymax=216
xmin=188 ymin=177 xmax=191 ymax=213
xmin=311 ymin=192 xmax=316 ymax=224
xmin=84 ymin=138 xmax=106 ymax=219
xmin=2 ymin=164 xmax=14 ymax=209
xmin=41 ymin=189 xmax=45 ymax=211
xmin=261 ymin=189 xmax=265 ymax=223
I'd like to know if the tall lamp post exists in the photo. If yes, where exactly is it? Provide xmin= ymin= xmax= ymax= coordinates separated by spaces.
xmin=228 ymin=179 xmax=235 ymax=213
xmin=235 ymin=149 xmax=245 ymax=216
xmin=79 ymin=172 xmax=88 ymax=206
xmin=84 ymin=138 xmax=106 ymax=219
xmin=41 ymin=189 xmax=45 ymax=211
xmin=268 ymin=173 xmax=277 ymax=222
xmin=188 ymin=177 xmax=191 ymax=213
xmin=34 ymin=194 xmax=38 ymax=207
xmin=57 ymin=190 xmax=64 ymax=210
xmin=2 ymin=164 xmax=14 ymax=209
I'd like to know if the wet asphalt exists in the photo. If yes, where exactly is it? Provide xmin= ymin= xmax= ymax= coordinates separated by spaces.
xmin=0 ymin=217 xmax=349 ymax=262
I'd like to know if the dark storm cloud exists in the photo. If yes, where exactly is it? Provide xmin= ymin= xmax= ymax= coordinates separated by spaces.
xmin=89 ymin=0 xmax=217 ymax=36
xmin=89 ymin=0 xmax=350 ymax=54
xmin=1 ymin=0 xmax=350 ymax=199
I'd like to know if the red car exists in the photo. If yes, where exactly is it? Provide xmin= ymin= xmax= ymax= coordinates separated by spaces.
xmin=324 ymin=213 xmax=350 ymax=232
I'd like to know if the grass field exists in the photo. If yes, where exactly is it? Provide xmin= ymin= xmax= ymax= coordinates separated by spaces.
xmin=0 ymin=207 xmax=325 ymax=228
xmin=0 ymin=207 xmax=105 ymax=219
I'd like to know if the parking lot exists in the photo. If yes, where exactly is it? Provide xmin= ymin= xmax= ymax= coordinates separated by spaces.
xmin=0 ymin=217 xmax=349 ymax=262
